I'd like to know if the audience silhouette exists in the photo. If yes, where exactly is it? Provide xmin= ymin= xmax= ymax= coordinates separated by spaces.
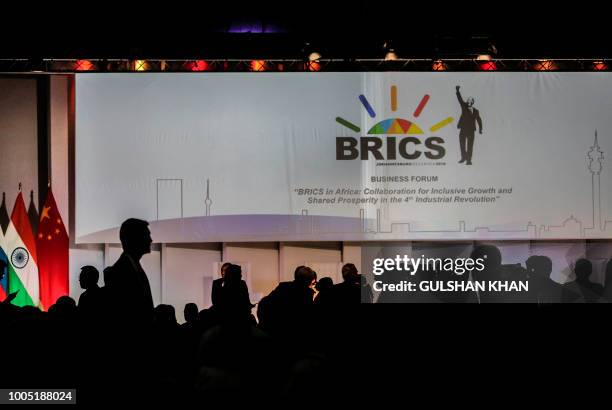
xmin=5 ymin=218 xmax=612 ymax=404
xmin=104 ymin=218 xmax=154 ymax=325
xmin=257 ymin=265 xmax=316 ymax=339
xmin=211 ymin=263 xmax=253 ymax=317
xmin=77 ymin=265 xmax=103 ymax=320
xmin=525 ymin=255 xmax=562 ymax=303
xmin=562 ymin=258 xmax=604 ymax=303
xmin=314 ymin=276 xmax=333 ymax=304
xmin=183 ymin=302 xmax=199 ymax=327
xmin=211 ymin=262 xmax=232 ymax=307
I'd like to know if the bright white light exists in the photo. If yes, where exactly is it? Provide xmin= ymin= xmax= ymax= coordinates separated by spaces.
xmin=308 ymin=52 xmax=322 ymax=62
xmin=384 ymin=51 xmax=398 ymax=61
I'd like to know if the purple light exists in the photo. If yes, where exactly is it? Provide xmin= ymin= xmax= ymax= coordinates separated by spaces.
xmin=227 ymin=21 xmax=284 ymax=33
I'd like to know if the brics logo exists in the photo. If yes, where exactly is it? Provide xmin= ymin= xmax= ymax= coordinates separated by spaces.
xmin=335 ymin=86 xmax=454 ymax=160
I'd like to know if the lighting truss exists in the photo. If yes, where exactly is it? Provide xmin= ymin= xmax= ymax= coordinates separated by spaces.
xmin=0 ymin=58 xmax=609 ymax=73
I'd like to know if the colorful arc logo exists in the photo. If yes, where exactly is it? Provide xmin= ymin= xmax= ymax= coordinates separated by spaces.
xmin=335 ymin=85 xmax=454 ymax=135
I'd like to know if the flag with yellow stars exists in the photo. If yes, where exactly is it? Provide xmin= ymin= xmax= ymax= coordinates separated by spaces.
xmin=37 ymin=187 xmax=68 ymax=311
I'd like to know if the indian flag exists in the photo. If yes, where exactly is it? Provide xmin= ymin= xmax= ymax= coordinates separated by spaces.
xmin=3 ymin=192 xmax=39 ymax=307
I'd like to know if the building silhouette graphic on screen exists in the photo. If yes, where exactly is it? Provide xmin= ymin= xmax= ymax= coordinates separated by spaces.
xmin=358 ymin=131 xmax=612 ymax=239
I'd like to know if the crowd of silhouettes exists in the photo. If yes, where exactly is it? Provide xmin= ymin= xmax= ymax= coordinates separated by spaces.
xmin=0 ymin=218 xmax=361 ymax=404
xmin=4 ymin=219 xmax=612 ymax=402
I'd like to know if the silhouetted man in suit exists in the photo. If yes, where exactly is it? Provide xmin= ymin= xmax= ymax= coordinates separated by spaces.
xmin=525 ymin=255 xmax=562 ymax=303
xmin=104 ymin=218 xmax=154 ymax=325
xmin=78 ymin=265 xmax=103 ymax=320
xmin=257 ymin=265 xmax=316 ymax=338
xmin=213 ymin=264 xmax=253 ymax=319
xmin=211 ymin=262 xmax=232 ymax=307
xmin=328 ymin=263 xmax=361 ymax=305
xmin=456 ymin=85 xmax=483 ymax=165
xmin=562 ymin=258 xmax=604 ymax=303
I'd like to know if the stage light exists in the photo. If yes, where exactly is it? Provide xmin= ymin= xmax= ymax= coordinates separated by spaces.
xmin=384 ymin=50 xmax=398 ymax=61
xmin=534 ymin=59 xmax=556 ymax=71
xmin=432 ymin=60 xmax=447 ymax=71
xmin=479 ymin=60 xmax=497 ymax=71
xmin=187 ymin=60 xmax=209 ymax=71
xmin=308 ymin=52 xmax=322 ymax=62
xmin=307 ymin=61 xmax=321 ymax=71
xmin=75 ymin=60 xmax=95 ymax=71
xmin=476 ymin=54 xmax=491 ymax=61
xmin=133 ymin=60 xmax=150 ymax=71
xmin=251 ymin=60 xmax=266 ymax=71
xmin=593 ymin=60 xmax=608 ymax=71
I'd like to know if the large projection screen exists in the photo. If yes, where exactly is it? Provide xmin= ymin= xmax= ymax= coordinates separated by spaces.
xmin=76 ymin=73 xmax=612 ymax=243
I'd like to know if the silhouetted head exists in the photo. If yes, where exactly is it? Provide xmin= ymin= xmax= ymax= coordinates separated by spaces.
xmin=574 ymin=259 xmax=592 ymax=282
xmin=526 ymin=255 xmax=553 ymax=280
xmin=52 ymin=296 xmax=77 ymax=320
xmin=467 ymin=97 xmax=475 ymax=107
xmin=79 ymin=265 xmax=100 ymax=290
xmin=102 ymin=266 xmax=113 ymax=286
xmin=56 ymin=295 xmax=77 ymax=308
xmin=154 ymin=304 xmax=177 ymax=324
xmin=20 ymin=305 xmax=42 ymax=322
xmin=119 ymin=218 xmax=152 ymax=258
xmin=316 ymin=277 xmax=334 ymax=292
xmin=224 ymin=264 xmax=242 ymax=284
xmin=342 ymin=263 xmax=359 ymax=283
xmin=471 ymin=245 xmax=502 ymax=270
xmin=220 ymin=262 xmax=232 ymax=279
xmin=294 ymin=266 xmax=316 ymax=288
xmin=184 ymin=303 xmax=198 ymax=324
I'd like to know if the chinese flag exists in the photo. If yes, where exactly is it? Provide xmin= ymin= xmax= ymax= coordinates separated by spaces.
xmin=37 ymin=188 xmax=68 ymax=310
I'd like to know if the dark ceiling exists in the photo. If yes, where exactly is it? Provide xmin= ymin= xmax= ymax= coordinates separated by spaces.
xmin=1 ymin=7 xmax=609 ymax=59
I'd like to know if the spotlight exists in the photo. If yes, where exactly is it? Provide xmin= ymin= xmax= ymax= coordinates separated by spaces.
xmin=382 ymin=40 xmax=398 ymax=61
xmin=75 ymin=59 xmax=95 ymax=71
xmin=479 ymin=60 xmax=497 ymax=71
xmin=308 ymin=52 xmax=322 ymax=62
xmin=384 ymin=50 xmax=398 ymax=61
xmin=251 ymin=60 xmax=266 ymax=71
xmin=306 ymin=61 xmax=321 ymax=71
xmin=187 ymin=60 xmax=209 ymax=71
xmin=534 ymin=59 xmax=556 ymax=71
xmin=432 ymin=60 xmax=447 ymax=71
xmin=593 ymin=60 xmax=608 ymax=71
xmin=302 ymin=41 xmax=321 ymax=62
xmin=133 ymin=60 xmax=150 ymax=71
xmin=476 ymin=54 xmax=491 ymax=61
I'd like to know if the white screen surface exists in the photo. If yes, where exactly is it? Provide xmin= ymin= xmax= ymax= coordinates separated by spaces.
xmin=76 ymin=73 xmax=612 ymax=242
